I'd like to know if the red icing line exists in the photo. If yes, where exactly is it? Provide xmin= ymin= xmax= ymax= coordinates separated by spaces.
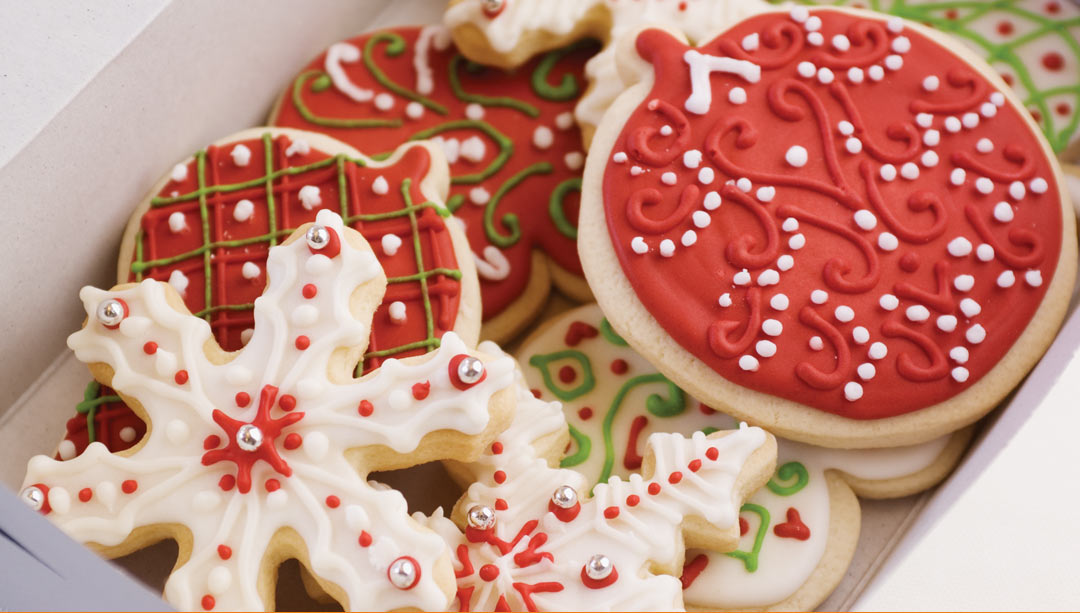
xmin=564 ymin=321 xmax=599 ymax=346
xmin=623 ymin=415 xmax=648 ymax=470
xmin=603 ymin=11 xmax=1063 ymax=419
xmin=679 ymin=553 xmax=710 ymax=590
xmin=774 ymin=507 xmax=811 ymax=541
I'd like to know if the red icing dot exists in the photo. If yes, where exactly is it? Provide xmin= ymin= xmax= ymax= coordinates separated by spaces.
xmin=739 ymin=516 xmax=750 ymax=536
xmin=1046 ymin=1 xmax=1061 ymax=14
xmin=899 ymin=252 xmax=920 ymax=272
xmin=558 ymin=365 xmax=577 ymax=384
xmin=174 ymin=370 xmax=189 ymax=385
xmin=302 ymin=283 xmax=318 ymax=299
xmin=279 ymin=394 xmax=297 ymax=412
xmin=295 ymin=335 xmax=310 ymax=350
xmin=479 ymin=564 xmax=500 ymax=581
xmin=945 ymin=8 xmax=958 ymax=19
xmin=647 ymin=482 xmax=661 ymax=495
xmin=235 ymin=392 xmax=251 ymax=407
xmin=493 ymin=470 xmax=507 ymax=484
xmin=78 ymin=488 xmax=92 ymax=503
xmin=1001 ymin=73 xmax=1015 ymax=86
xmin=1043 ymin=52 xmax=1065 ymax=71
xmin=219 ymin=474 xmax=236 ymax=491
xmin=491 ymin=441 xmax=504 ymax=454
xmin=121 ymin=479 xmax=138 ymax=494
xmin=412 ymin=381 xmax=431 ymax=400
xmin=1056 ymin=103 xmax=1071 ymax=117
xmin=678 ymin=2 xmax=687 ymax=11
xmin=143 ymin=342 xmax=158 ymax=355
xmin=203 ymin=435 xmax=221 ymax=450
xmin=217 ymin=545 xmax=232 ymax=560
xmin=996 ymin=20 xmax=1014 ymax=36
xmin=577 ymin=407 xmax=594 ymax=420
xmin=495 ymin=498 xmax=509 ymax=511
xmin=265 ymin=479 xmax=281 ymax=492
xmin=358 ymin=531 xmax=373 ymax=547
xmin=699 ymin=403 xmax=717 ymax=415
xmin=1031 ymin=109 xmax=1043 ymax=122
xmin=358 ymin=400 xmax=374 ymax=416
xmin=530 ymin=388 xmax=542 ymax=399
xmin=610 ymin=359 xmax=629 ymax=374
xmin=668 ymin=471 xmax=683 ymax=484
xmin=603 ymin=506 xmax=620 ymax=519
xmin=688 ymin=459 xmax=702 ymax=472
xmin=283 ymin=433 xmax=302 ymax=450
xmin=626 ymin=494 xmax=640 ymax=507
xmin=326 ymin=495 xmax=341 ymax=508
xmin=706 ymin=447 xmax=719 ymax=461
xmin=201 ymin=595 xmax=215 ymax=611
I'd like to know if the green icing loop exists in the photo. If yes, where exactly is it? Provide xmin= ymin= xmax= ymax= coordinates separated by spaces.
xmin=75 ymin=381 xmax=122 ymax=444
xmin=597 ymin=373 xmax=687 ymax=486
xmin=483 ymin=162 xmax=553 ymax=247
xmin=599 ymin=317 xmax=629 ymax=346
xmin=448 ymin=54 xmax=540 ymax=117
xmin=560 ymin=424 xmax=592 ymax=468
xmin=766 ymin=461 xmax=811 ymax=496
xmin=528 ymin=350 xmax=596 ymax=402
xmin=407 ymin=119 xmax=513 ymax=185
xmin=548 ymin=178 xmax=581 ymax=240
xmin=726 ymin=503 xmax=771 ymax=572
xmin=291 ymin=71 xmax=402 ymax=129
xmin=363 ymin=32 xmax=449 ymax=115
xmin=531 ymin=43 xmax=585 ymax=102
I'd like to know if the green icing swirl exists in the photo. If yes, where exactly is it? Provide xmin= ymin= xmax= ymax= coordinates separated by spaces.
xmin=449 ymin=54 xmax=540 ymax=117
xmin=483 ymin=162 xmax=553 ymax=247
xmin=531 ymin=44 xmax=586 ymax=101
xmin=766 ymin=461 xmax=811 ymax=496
xmin=560 ymin=424 xmax=592 ymax=468
xmin=363 ymin=32 xmax=448 ymax=115
xmin=548 ymin=178 xmax=581 ymax=240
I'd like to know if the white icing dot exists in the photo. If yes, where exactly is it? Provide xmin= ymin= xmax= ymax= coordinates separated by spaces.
xmin=168 ymin=269 xmax=189 ymax=296
xmin=809 ymin=336 xmax=824 ymax=350
xmin=660 ymin=125 xmax=674 ymax=136
xmin=785 ymin=145 xmax=808 ymax=168
xmin=171 ymin=163 xmax=188 ymax=182
xmin=742 ymin=32 xmax=760 ymax=51
xmin=974 ymin=177 xmax=994 ymax=194
xmin=981 ymin=102 xmax=997 ymax=118
xmin=951 ymin=366 xmax=970 ymax=382
xmin=1025 ymin=270 xmax=1043 ymax=287
xmin=854 ymin=209 xmax=877 ymax=231
xmin=805 ymin=15 xmax=822 ymax=31
xmin=797 ymin=61 xmax=817 ymax=78
xmin=698 ymin=167 xmax=716 ymax=184
xmin=857 ymin=362 xmax=876 ymax=380
xmin=817 ymin=67 xmax=835 ymax=85
xmin=991 ymin=92 xmax=1005 ymax=106
xmin=993 ymin=201 xmax=1014 ymax=222
xmin=878 ymin=232 xmax=899 ymax=251
xmin=835 ymin=305 xmax=855 ymax=322
xmin=719 ymin=292 xmax=733 ymax=307
xmin=661 ymin=171 xmax=678 ymax=186
xmin=966 ymin=324 xmax=986 ymax=344
xmin=659 ymin=239 xmax=676 ymax=257
xmin=868 ymin=65 xmax=885 ymax=81
xmin=565 ymin=152 xmax=584 ymax=171
xmin=844 ymin=381 xmax=864 ymax=401
xmin=838 ymin=120 xmax=855 ymax=136
xmin=532 ymin=126 xmax=554 ymax=149
xmin=777 ymin=254 xmax=794 ymax=271
xmin=922 ymin=151 xmax=939 ymax=167
xmin=241 ymin=262 xmax=260 ymax=280
xmin=381 ymin=233 xmax=402 ymax=256
xmin=782 ymin=217 xmax=799 ymax=232
xmin=887 ymin=17 xmax=904 ymax=33
xmin=388 ymin=301 xmax=407 ymax=324
xmin=692 ymin=211 xmax=711 ymax=228
xmin=757 ymin=186 xmax=776 ymax=202
xmin=770 ymin=294 xmax=790 ymax=311
xmin=906 ymin=305 xmax=930 ymax=322
xmin=922 ymin=75 xmax=940 ymax=91
xmin=944 ymin=116 xmax=962 ymax=132
xmin=960 ymin=298 xmax=982 ymax=318
xmin=811 ymin=289 xmax=828 ymax=304
xmin=374 ymin=93 xmax=394 ymax=111
xmin=901 ymin=162 xmax=920 ymax=180
xmin=683 ymin=150 xmax=703 ymax=169
xmin=808 ymin=32 xmax=824 ymax=46
xmin=758 ymin=269 xmax=780 ymax=286
xmin=997 ymin=270 xmax=1015 ymax=288
xmin=285 ymin=138 xmax=310 ymax=158
xmin=733 ymin=269 xmax=751 ymax=285
xmin=950 ymin=346 xmax=970 ymax=363
xmin=1030 ymin=177 xmax=1049 ymax=194
xmin=371 ymin=175 xmax=390 ymax=195
xmin=736 ymin=177 xmax=752 ymax=192
xmin=298 ymin=185 xmax=321 ymax=209
xmin=739 ymin=355 xmax=760 ymax=371
xmin=845 ymin=137 xmax=863 ymax=154
xmin=756 ymin=340 xmax=777 ymax=358
xmin=976 ymin=138 xmax=994 ymax=154
xmin=923 ymin=129 xmax=940 ymax=147
xmin=880 ymin=294 xmax=899 ymax=311
xmin=962 ymin=112 xmax=979 ymax=129
xmin=950 ymin=168 xmax=967 ymax=186
xmin=791 ymin=6 xmax=809 ymax=22
xmin=465 ymin=103 xmax=484 ymax=119
xmin=406 ymin=101 xmax=424 ymax=119
xmin=469 ymin=187 xmax=490 ymax=205
xmin=631 ymin=236 xmax=648 ymax=255
xmin=555 ymin=111 xmax=574 ymax=130
xmin=57 ymin=440 xmax=76 ymax=460
xmin=975 ymin=244 xmax=994 ymax=262
xmin=880 ymin=164 xmax=897 ymax=181
xmin=869 ymin=342 xmax=888 ymax=360
xmin=891 ymin=36 xmax=911 ymax=53
xmin=852 ymin=326 xmax=870 ymax=344
xmin=230 ymin=144 xmax=251 ymax=167
xmin=884 ymin=54 xmax=903 ymax=70
xmin=832 ymin=34 xmax=851 ymax=52
xmin=937 ymin=315 xmax=958 ymax=332
xmin=613 ymin=152 xmax=628 ymax=164
xmin=632 ymin=166 xmax=644 ymax=176
xmin=728 ymin=87 xmax=748 ymax=104
xmin=703 ymin=191 xmax=721 ymax=210
xmin=789 ymin=233 xmax=806 ymax=249
xmin=164 ymin=419 xmax=188 ymax=446
xmin=1008 ymin=181 xmax=1026 ymax=200
xmin=167 ymin=211 xmax=186 ymax=234
xmin=233 ymin=199 xmax=254 ymax=223
xmin=954 ymin=274 xmax=975 ymax=292
xmin=947 ymin=237 xmax=972 ymax=257
xmin=848 ymin=67 xmax=864 ymax=83
xmin=48 ymin=487 xmax=71 ymax=515
xmin=681 ymin=230 xmax=698 ymax=247
xmin=118 ymin=426 xmax=137 ymax=443
xmin=916 ymin=113 xmax=933 ymax=128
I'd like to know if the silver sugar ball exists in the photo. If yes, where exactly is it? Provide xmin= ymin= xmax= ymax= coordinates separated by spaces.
xmin=96 ymin=299 xmax=126 ymax=327
xmin=305 ymin=224 xmax=330 ymax=251
xmin=466 ymin=504 xmax=496 ymax=530
xmin=584 ymin=553 xmax=613 ymax=580
xmin=20 ymin=486 xmax=45 ymax=511
xmin=482 ymin=0 xmax=504 ymax=12
xmin=550 ymin=484 xmax=578 ymax=509
xmin=236 ymin=424 xmax=264 ymax=452
xmin=457 ymin=356 xmax=485 ymax=385
xmin=388 ymin=557 xmax=418 ymax=589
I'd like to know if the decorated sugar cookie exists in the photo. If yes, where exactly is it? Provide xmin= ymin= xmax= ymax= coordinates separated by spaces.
xmin=578 ymin=7 xmax=1077 ymax=447
xmin=58 ymin=128 xmax=477 ymax=459
xmin=21 ymin=211 xmax=517 ymax=611
xmin=271 ymin=26 xmax=595 ymax=341
xmin=444 ymin=0 xmax=769 ymax=147
xmin=777 ymin=0 xmax=1080 ymax=157
xmin=516 ymin=303 xmax=972 ymax=610
xmin=423 ymin=411 xmax=776 ymax=611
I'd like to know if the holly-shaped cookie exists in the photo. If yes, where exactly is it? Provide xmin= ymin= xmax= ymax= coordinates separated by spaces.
xmin=516 ymin=303 xmax=972 ymax=610
xmin=578 ymin=7 xmax=1076 ymax=446
xmin=271 ymin=26 xmax=595 ymax=341
xmin=21 ymin=210 xmax=516 ymax=611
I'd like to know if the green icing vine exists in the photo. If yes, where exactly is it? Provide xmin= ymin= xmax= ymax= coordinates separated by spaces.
xmin=448 ymin=54 xmax=540 ymax=117
xmin=531 ymin=43 xmax=586 ymax=101
xmin=726 ymin=503 xmax=770 ymax=572
xmin=407 ymin=119 xmax=513 ymax=185
xmin=766 ymin=461 xmax=811 ymax=496
xmin=597 ymin=373 xmax=687 ymax=486
xmin=548 ymin=178 xmax=581 ymax=239
xmin=560 ymin=424 xmax=593 ymax=467
xmin=363 ymin=32 xmax=448 ymax=115
xmin=75 ymin=381 xmax=122 ymax=444
xmin=291 ymin=71 xmax=402 ymax=129
xmin=528 ymin=350 xmax=596 ymax=402
xmin=483 ymin=162 xmax=553 ymax=247
xmin=599 ymin=317 xmax=629 ymax=346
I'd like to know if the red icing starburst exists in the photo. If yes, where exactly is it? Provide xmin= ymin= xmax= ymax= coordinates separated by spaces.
xmin=454 ymin=518 xmax=563 ymax=612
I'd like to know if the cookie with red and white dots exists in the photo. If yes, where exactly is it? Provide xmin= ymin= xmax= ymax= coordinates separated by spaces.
xmin=578 ymin=7 xmax=1077 ymax=447
xmin=778 ymin=0 xmax=1080 ymax=159
xmin=21 ymin=210 xmax=518 ymax=610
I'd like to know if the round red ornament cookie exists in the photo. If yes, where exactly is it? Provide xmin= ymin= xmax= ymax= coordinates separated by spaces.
xmin=578 ymin=7 xmax=1076 ymax=447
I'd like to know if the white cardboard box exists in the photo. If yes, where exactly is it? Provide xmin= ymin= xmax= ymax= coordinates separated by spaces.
xmin=2 ymin=1 xmax=1078 ymax=610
